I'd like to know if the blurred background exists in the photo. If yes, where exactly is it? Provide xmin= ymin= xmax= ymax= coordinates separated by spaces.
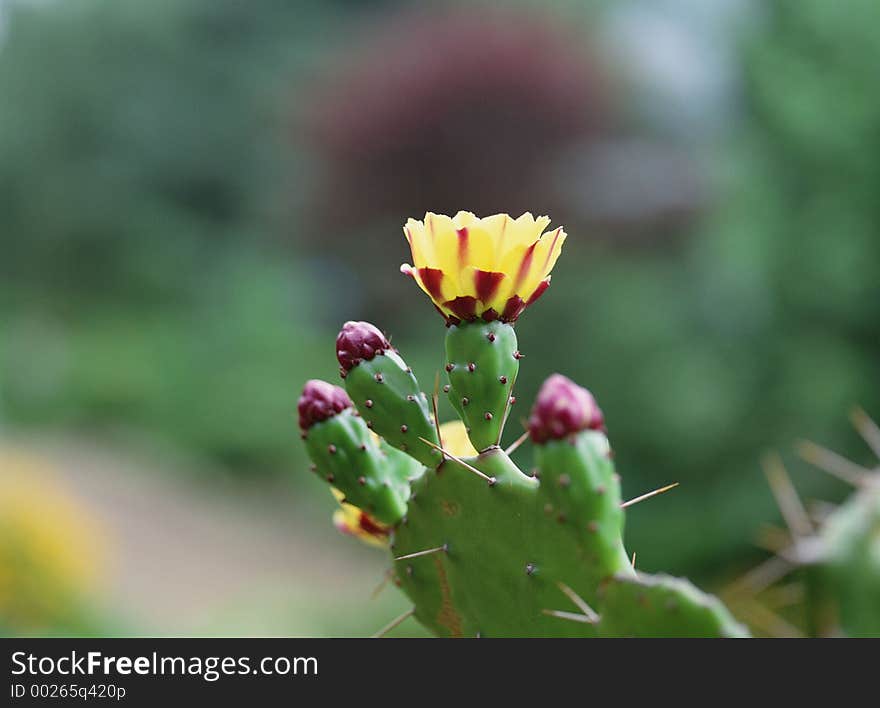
xmin=1 ymin=0 xmax=878 ymax=637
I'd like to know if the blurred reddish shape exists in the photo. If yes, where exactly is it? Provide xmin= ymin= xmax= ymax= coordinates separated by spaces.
xmin=299 ymin=7 xmax=609 ymax=230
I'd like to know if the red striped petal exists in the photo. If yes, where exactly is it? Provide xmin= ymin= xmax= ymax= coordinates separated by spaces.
xmin=542 ymin=228 xmax=563 ymax=271
xmin=513 ymin=242 xmax=538 ymax=291
xmin=358 ymin=512 xmax=389 ymax=537
xmin=456 ymin=227 xmax=469 ymax=269
xmin=474 ymin=270 xmax=505 ymax=303
xmin=417 ymin=267 xmax=445 ymax=301
xmin=526 ymin=278 xmax=550 ymax=305
xmin=501 ymin=296 xmax=527 ymax=322
xmin=444 ymin=296 xmax=478 ymax=321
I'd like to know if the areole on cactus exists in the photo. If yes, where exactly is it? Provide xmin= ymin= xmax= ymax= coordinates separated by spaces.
xmin=297 ymin=211 xmax=747 ymax=638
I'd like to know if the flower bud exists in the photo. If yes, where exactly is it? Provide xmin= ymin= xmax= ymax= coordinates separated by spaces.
xmin=336 ymin=321 xmax=392 ymax=372
xmin=528 ymin=374 xmax=604 ymax=443
xmin=298 ymin=379 xmax=353 ymax=431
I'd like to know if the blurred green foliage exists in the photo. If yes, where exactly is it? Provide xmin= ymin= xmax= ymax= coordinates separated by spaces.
xmin=1 ymin=0 xmax=878 ymax=598
xmin=0 ymin=0 xmax=363 ymax=474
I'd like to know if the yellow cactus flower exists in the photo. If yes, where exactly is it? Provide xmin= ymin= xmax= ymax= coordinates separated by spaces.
xmin=438 ymin=420 xmax=478 ymax=458
xmin=330 ymin=488 xmax=390 ymax=548
xmin=401 ymin=211 xmax=566 ymax=324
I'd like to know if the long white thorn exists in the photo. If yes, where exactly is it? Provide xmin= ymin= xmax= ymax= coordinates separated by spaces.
xmin=504 ymin=429 xmax=530 ymax=456
xmin=620 ymin=482 xmax=679 ymax=509
xmin=370 ymin=568 xmax=393 ymax=600
xmin=542 ymin=609 xmax=599 ymax=625
xmin=371 ymin=607 xmax=415 ymax=638
xmin=394 ymin=544 xmax=447 ymax=561
xmin=796 ymin=440 xmax=868 ymax=486
xmin=431 ymin=371 xmax=444 ymax=450
xmin=762 ymin=453 xmax=812 ymax=537
xmin=556 ymin=582 xmax=600 ymax=622
xmin=737 ymin=599 xmax=805 ymax=639
xmin=850 ymin=406 xmax=880 ymax=461
xmin=725 ymin=554 xmax=794 ymax=597
xmin=495 ymin=370 xmax=519 ymax=447
xmin=419 ymin=437 xmax=496 ymax=485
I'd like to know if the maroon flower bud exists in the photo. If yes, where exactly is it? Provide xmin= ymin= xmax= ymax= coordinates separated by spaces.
xmin=336 ymin=320 xmax=392 ymax=371
xmin=527 ymin=374 xmax=605 ymax=444
xmin=298 ymin=379 xmax=353 ymax=430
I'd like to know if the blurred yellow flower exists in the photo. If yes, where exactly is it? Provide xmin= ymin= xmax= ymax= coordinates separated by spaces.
xmin=438 ymin=420 xmax=478 ymax=458
xmin=330 ymin=488 xmax=390 ymax=548
xmin=401 ymin=211 xmax=566 ymax=324
xmin=0 ymin=448 xmax=107 ymax=631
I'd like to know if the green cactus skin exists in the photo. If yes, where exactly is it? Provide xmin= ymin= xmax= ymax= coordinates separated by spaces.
xmin=343 ymin=350 xmax=442 ymax=469
xmin=303 ymin=408 xmax=418 ymax=525
xmin=390 ymin=438 xmax=743 ymax=637
xmin=597 ymin=573 xmax=749 ymax=638
xmin=444 ymin=321 xmax=519 ymax=451
xmin=393 ymin=447 xmax=607 ymax=637
xmin=534 ymin=431 xmax=630 ymax=581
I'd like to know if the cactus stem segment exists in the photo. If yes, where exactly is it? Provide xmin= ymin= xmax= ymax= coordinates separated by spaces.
xmin=418 ymin=437 xmax=497 ymax=486
xmin=620 ymin=482 xmax=679 ymax=509
xmin=371 ymin=607 xmax=416 ymax=638
xmin=394 ymin=543 xmax=448 ymax=561
xmin=795 ymin=439 xmax=868 ymax=486
xmin=504 ymin=429 xmax=529 ymax=456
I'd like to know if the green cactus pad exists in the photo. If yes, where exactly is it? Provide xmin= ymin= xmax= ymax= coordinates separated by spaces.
xmin=444 ymin=321 xmax=519 ymax=451
xmin=597 ymin=573 xmax=749 ymax=638
xmin=392 ymin=444 xmax=639 ymax=637
xmin=303 ymin=409 xmax=416 ymax=525
xmin=343 ymin=350 xmax=442 ymax=468
xmin=534 ymin=431 xmax=629 ymax=580
xmin=389 ymin=435 xmax=744 ymax=637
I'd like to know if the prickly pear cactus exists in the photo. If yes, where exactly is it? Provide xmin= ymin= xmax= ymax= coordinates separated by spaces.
xmin=298 ymin=211 xmax=747 ymax=638
xmin=742 ymin=418 xmax=880 ymax=637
